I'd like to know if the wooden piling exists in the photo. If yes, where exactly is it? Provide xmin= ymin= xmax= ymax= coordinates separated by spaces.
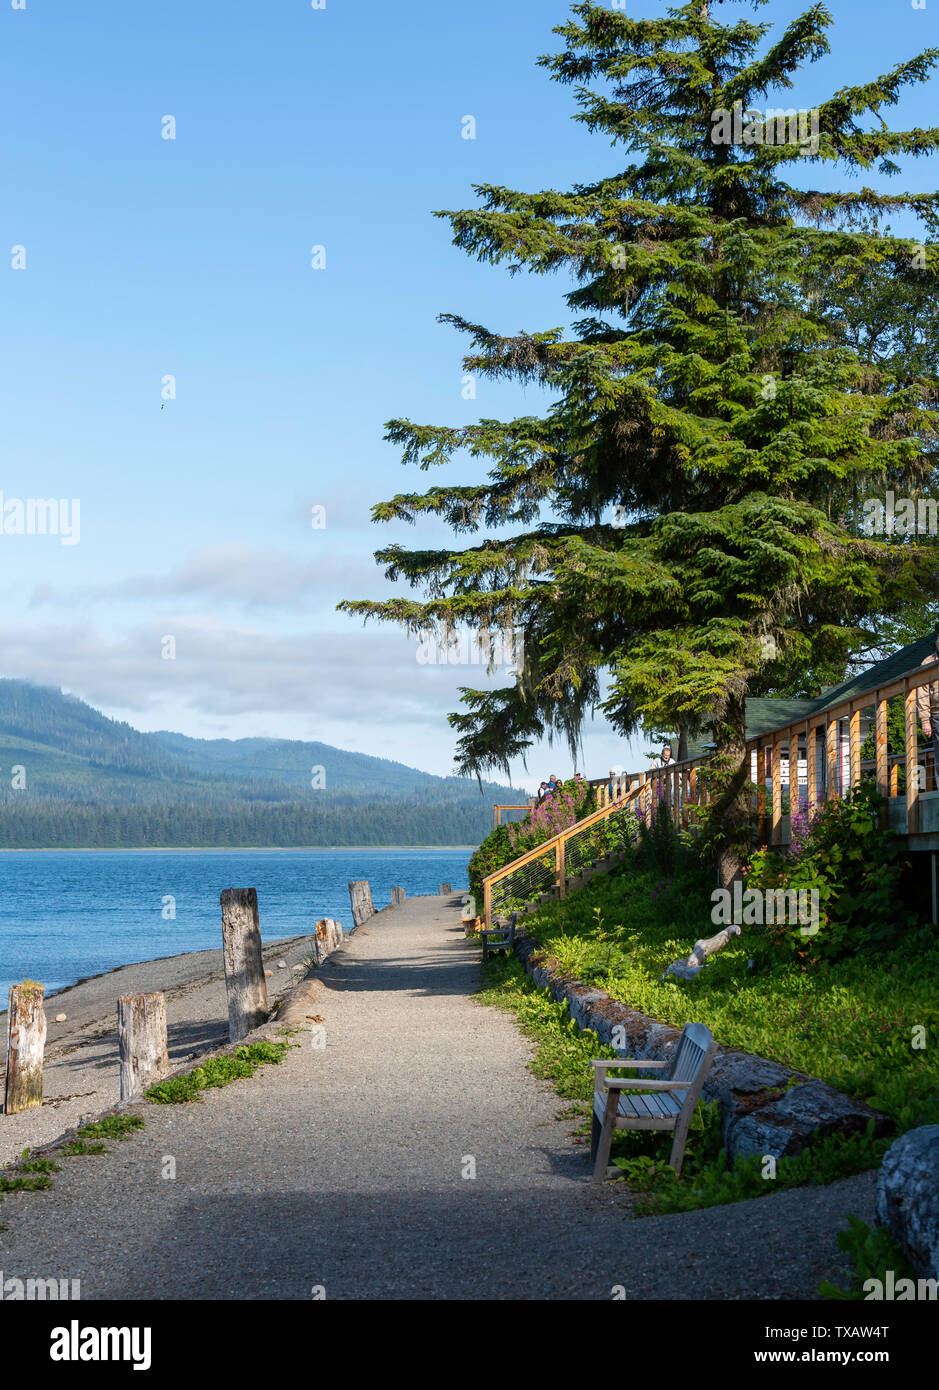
xmin=4 ymin=981 xmax=46 ymax=1114
xmin=391 ymin=886 xmax=406 ymax=906
xmin=220 ymin=887 xmax=268 ymax=1042
xmin=438 ymin=882 xmax=452 ymax=895
xmin=348 ymin=880 xmax=375 ymax=928
xmin=117 ymin=992 xmax=169 ymax=1099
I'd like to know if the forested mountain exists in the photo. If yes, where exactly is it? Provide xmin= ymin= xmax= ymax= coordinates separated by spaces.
xmin=0 ymin=680 xmax=516 ymax=847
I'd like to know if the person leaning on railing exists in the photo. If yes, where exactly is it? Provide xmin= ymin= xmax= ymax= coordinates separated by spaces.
xmin=916 ymin=631 xmax=939 ymax=791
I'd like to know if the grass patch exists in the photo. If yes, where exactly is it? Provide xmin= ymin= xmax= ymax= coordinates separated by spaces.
xmin=145 ymin=1038 xmax=292 ymax=1104
xmin=477 ymin=953 xmax=890 ymax=1215
xmin=76 ymin=1115 xmax=145 ymax=1141
xmin=520 ymin=860 xmax=939 ymax=1133
xmin=58 ymin=1140 xmax=110 ymax=1156
xmin=0 ymin=1172 xmax=55 ymax=1193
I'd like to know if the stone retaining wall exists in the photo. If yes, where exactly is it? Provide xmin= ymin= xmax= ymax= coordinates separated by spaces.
xmin=514 ymin=935 xmax=891 ymax=1162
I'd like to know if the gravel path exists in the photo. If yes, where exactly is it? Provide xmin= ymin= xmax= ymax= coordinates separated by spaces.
xmin=0 ymin=896 xmax=875 ymax=1299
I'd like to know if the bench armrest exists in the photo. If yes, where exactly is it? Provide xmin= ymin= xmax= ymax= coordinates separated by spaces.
xmin=599 ymin=1078 xmax=692 ymax=1091
xmin=592 ymin=1058 xmax=670 ymax=1071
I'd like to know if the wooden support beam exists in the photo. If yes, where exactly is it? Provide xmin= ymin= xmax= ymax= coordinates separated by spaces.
xmin=557 ymin=838 xmax=567 ymax=899
xmin=826 ymin=719 xmax=839 ymax=802
xmin=220 ymin=887 xmax=268 ymax=1043
xmin=4 ymin=981 xmax=46 ymax=1114
xmin=771 ymin=737 xmax=783 ymax=844
xmin=875 ymin=698 xmax=889 ymax=804
xmin=806 ymin=724 xmax=817 ymax=814
xmin=849 ymin=708 xmax=861 ymax=792
xmin=117 ymin=992 xmax=169 ymax=1100
xmin=905 ymin=683 xmax=921 ymax=835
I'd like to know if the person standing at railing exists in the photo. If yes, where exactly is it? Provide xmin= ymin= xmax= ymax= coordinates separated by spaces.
xmin=916 ymin=631 xmax=939 ymax=791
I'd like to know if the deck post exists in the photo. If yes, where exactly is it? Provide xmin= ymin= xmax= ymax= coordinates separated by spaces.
xmin=771 ymin=737 xmax=783 ymax=845
xmin=874 ymin=697 xmax=889 ymax=826
xmin=826 ymin=719 xmax=838 ymax=802
xmin=904 ymin=683 xmax=920 ymax=835
xmin=557 ymin=838 xmax=567 ymax=898
xmin=849 ymin=707 xmax=862 ymax=792
xmin=806 ymin=723 xmax=818 ymax=815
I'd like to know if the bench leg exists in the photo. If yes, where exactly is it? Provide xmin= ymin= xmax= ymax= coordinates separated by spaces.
xmin=668 ymin=1118 xmax=691 ymax=1175
xmin=481 ymin=939 xmax=489 ymax=964
xmin=592 ymin=1092 xmax=618 ymax=1183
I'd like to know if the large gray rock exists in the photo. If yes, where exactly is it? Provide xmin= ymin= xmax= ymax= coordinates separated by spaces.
xmin=876 ymin=1126 xmax=939 ymax=1279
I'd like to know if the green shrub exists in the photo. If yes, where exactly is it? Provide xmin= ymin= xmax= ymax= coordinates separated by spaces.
xmin=746 ymin=782 xmax=920 ymax=962
xmin=819 ymin=1215 xmax=917 ymax=1300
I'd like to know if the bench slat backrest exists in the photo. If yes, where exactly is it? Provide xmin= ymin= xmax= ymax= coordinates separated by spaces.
xmin=669 ymin=1022 xmax=716 ymax=1093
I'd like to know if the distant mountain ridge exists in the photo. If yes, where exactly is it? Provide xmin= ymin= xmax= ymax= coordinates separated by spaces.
xmin=0 ymin=680 xmax=516 ymax=847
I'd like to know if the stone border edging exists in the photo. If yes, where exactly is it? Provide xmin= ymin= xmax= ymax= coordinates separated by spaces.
xmin=513 ymin=934 xmax=892 ymax=1162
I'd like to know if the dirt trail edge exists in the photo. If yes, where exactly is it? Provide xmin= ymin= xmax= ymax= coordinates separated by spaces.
xmin=0 ymin=895 xmax=874 ymax=1299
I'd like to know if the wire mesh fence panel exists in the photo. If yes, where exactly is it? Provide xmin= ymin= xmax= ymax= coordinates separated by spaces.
xmin=490 ymin=851 xmax=557 ymax=919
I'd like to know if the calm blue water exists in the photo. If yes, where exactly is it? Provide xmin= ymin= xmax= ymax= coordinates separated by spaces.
xmin=0 ymin=848 xmax=472 ymax=1001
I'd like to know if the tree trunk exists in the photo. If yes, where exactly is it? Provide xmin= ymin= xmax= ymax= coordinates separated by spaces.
xmin=709 ymin=690 xmax=752 ymax=887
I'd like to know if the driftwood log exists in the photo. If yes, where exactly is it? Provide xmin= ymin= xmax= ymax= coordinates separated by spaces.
xmin=4 ymin=981 xmax=46 ymax=1114
xmin=220 ymin=887 xmax=269 ymax=1041
xmin=661 ymin=925 xmax=742 ymax=981
xmin=117 ymin=992 xmax=170 ymax=1099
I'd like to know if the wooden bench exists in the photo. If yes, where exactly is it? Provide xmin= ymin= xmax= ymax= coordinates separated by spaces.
xmin=590 ymin=1021 xmax=718 ymax=1181
xmin=480 ymin=918 xmax=517 ymax=963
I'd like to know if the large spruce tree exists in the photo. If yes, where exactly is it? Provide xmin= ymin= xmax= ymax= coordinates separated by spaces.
xmin=342 ymin=1 xmax=939 ymax=880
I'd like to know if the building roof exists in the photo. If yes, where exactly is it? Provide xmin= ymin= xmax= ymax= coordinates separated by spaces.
xmin=676 ymin=634 xmax=937 ymax=759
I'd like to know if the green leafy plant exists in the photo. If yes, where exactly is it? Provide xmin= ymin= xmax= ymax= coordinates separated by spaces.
xmin=746 ymin=782 xmax=919 ymax=962
xmin=819 ymin=1215 xmax=917 ymax=1300
xmin=145 ymin=1039 xmax=292 ymax=1104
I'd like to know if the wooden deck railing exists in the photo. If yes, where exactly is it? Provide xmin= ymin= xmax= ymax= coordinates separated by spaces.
xmin=483 ymin=780 xmax=644 ymax=927
xmin=482 ymin=655 xmax=939 ymax=927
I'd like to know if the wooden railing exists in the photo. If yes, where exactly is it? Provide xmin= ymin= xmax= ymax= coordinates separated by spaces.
xmin=637 ymin=656 xmax=939 ymax=844
xmin=481 ymin=655 xmax=939 ymax=927
xmin=482 ymin=780 xmax=644 ymax=927
xmin=492 ymin=803 xmax=533 ymax=830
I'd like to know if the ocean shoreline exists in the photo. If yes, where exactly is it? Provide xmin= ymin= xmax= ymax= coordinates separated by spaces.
xmin=0 ymin=845 xmax=479 ymax=853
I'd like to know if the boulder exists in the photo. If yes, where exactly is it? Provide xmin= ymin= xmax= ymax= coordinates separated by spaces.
xmin=876 ymin=1126 xmax=939 ymax=1279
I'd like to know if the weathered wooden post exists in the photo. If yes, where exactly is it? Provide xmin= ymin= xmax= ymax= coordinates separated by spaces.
xmin=117 ymin=992 xmax=169 ymax=1099
xmin=220 ymin=888 xmax=268 ymax=1042
xmin=438 ymin=882 xmax=452 ymax=895
xmin=4 ymin=981 xmax=46 ymax=1114
xmin=313 ymin=917 xmax=343 ymax=965
xmin=391 ymin=886 xmax=406 ymax=906
xmin=348 ymin=880 xmax=375 ymax=928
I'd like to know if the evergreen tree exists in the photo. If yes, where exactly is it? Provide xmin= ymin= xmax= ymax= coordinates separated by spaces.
xmin=341 ymin=1 xmax=939 ymax=881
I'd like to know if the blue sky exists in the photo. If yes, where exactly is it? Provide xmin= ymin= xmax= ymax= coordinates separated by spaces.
xmin=1 ymin=0 xmax=937 ymax=790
